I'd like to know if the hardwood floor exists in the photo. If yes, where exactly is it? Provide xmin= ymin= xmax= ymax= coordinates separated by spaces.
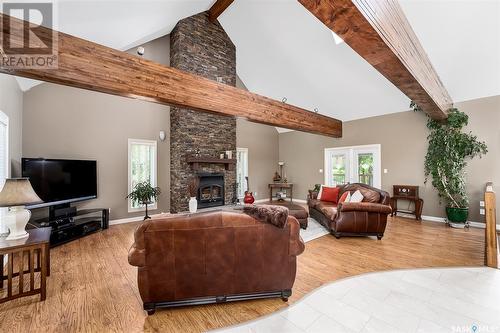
xmin=0 ymin=216 xmax=485 ymax=333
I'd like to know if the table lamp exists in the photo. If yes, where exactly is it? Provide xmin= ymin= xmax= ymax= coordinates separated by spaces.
xmin=0 ymin=178 xmax=43 ymax=240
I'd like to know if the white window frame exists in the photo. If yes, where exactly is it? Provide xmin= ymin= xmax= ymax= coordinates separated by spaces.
xmin=128 ymin=138 xmax=158 ymax=213
xmin=0 ymin=111 xmax=9 ymax=187
xmin=324 ymin=144 xmax=381 ymax=189
xmin=236 ymin=147 xmax=249 ymax=199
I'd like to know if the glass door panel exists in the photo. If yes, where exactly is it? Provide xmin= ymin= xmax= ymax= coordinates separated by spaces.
xmin=356 ymin=153 xmax=374 ymax=186
xmin=325 ymin=149 xmax=349 ymax=186
xmin=325 ymin=145 xmax=381 ymax=189
xmin=331 ymin=153 xmax=348 ymax=186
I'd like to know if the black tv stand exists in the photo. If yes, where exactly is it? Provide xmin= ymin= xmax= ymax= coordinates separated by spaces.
xmin=28 ymin=208 xmax=110 ymax=247
xmin=48 ymin=203 xmax=78 ymax=221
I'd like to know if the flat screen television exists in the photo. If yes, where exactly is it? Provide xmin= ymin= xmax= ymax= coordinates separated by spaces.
xmin=22 ymin=158 xmax=97 ymax=209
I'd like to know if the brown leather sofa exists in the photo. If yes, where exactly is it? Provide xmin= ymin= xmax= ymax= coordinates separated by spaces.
xmin=128 ymin=210 xmax=305 ymax=314
xmin=308 ymin=183 xmax=392 ymax=240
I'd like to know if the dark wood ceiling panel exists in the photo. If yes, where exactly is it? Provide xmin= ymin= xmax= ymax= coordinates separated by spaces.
xmin=0 ymin=14 xmax=342 ymax=137
xmin=298 ymin=0 xmax=452 ymax=120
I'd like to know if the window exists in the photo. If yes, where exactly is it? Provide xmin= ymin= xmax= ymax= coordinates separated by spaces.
xmin=236 ymin=148 xmax=248 ymax=199
xmin=0 ymin=111 xmax=9 ymax=189
xmin=128 ymin=139 xmax=157 ymax=212
xmin=325 ymin=144 xmax=381 ymax=188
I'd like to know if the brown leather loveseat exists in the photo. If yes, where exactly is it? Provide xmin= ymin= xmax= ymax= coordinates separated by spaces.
xmin=308 ymin=183 xmax=392 ymax=240
xmin=128 ymin=210 xmax=305 ymax=315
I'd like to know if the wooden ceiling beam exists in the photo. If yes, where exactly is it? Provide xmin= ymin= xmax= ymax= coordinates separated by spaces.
xmin=208 ymin=0 xmax=235 ymax=22
xmin=298 ymin=0 xmax=453 ymax=120
xmin=0 ymin=14 xmax=342 ymax=137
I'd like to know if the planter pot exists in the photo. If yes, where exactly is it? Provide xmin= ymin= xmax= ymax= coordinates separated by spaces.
xmin=446 ymin=206 xmax=469 ymax=227
xmin=189 ymin=197 xmax=198 ymax=213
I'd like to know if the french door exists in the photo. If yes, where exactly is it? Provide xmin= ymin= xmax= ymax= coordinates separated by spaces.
xmin=325 ymin=144 xmax=381 ymax=188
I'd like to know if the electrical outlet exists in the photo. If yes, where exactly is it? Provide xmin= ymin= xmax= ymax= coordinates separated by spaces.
xmin=480 ymin=208 xmax=485 ymax=215
xmin=319 ymin=169 xmax=323 ymax=173
xmin=254 ymin=192 xmax=257 ymax=197
xmin=480 ymin=201 xmax=485 ymax=207
xmin=216 ymin=77 xmax=223 ymax=83
xmin=384 ymin=169 xmax=388 ymax=174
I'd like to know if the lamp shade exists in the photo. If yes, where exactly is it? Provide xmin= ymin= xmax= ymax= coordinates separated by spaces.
xmin=0 ymin=178 xmax=43 ymax=207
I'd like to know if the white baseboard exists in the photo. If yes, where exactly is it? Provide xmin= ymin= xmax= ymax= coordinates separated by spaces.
xmin=293 ymin=199 xmax=307 ymax=204
xmin=253 ymin=199 xmax=270 ymax=204
xmin=109 ymin=205 xmax=500 ymax=231
xmin=397 ymin=213 xmax=448 ymax=223
xmin=468 ymin=221 xmax=500 ymax=231
xmin=396 ymin=213 xmax=500 ymax=231
xmin=109 ymin=216 xmax=144 ymax=226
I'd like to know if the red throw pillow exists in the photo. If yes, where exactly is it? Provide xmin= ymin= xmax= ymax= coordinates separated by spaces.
xmin=320 ymin=186 xmax=340 ymax=203
xmin=339 ymin=191 xmax=350 ymax=203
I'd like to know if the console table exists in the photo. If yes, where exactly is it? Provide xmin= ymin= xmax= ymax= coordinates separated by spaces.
xmin=0 ymin=227 xmax=51 ymax=304
xmin=390 ymin=185 xmax=423 ymax=221
xmin=268 ymin=183 xmax=294 ymax=203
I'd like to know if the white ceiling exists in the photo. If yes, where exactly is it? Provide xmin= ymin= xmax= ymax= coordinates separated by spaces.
xmin=399 ymin=0 xmax=500 ymax=104
xmin=6 ymin=0 xmax=500 ymax=122
xmin=218 ymin=0 xmax=410 ymax=121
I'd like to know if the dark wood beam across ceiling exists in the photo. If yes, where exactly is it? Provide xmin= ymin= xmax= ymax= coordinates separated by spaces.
xmin=208 ymin=0 xmax=235 ymax=22
xmin=0 ymin=14 xmax=342 ymax=137
xmin=298 ymin=0 xmax=453 ymax=120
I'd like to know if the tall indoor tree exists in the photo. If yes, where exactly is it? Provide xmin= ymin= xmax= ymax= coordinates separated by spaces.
xmin=413 ymin=103 xmax=488 ymax=226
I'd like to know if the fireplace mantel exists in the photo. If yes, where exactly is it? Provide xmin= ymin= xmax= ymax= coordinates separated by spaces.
xmin=186 ymin=156 xmax=236 ymax=171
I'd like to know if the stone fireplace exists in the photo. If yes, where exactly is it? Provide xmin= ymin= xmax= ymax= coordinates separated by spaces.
xmin=169 ymin=12 xmax=237 ymax=213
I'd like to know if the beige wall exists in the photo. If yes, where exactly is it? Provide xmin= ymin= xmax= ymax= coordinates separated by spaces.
xmin=21 ymin=34 xmax=278 ymax=219
xmin=125 ymin=35 xmax=170 ymax=66
xmin=23 ymin=83 xmax=171 ymax=220
xmin=279 ymin=95 xmax=500 ymax=223
xmin=236 ymin=119 xmax=279 ymax=200
xmin=235 ymin=76 xmax=279 ymax=201
xmin=0 ymin=74 xmax=23 ymax=177
xmin=22 ymin=37 xmax=172 ymax=220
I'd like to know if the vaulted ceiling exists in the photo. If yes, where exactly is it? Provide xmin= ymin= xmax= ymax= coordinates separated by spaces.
xmin=10 ymin=0 xmax=500 ymax=122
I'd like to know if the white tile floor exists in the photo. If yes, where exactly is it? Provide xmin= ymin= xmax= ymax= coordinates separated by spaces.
xmin=211 ymin=267 xmax=500 ymax=333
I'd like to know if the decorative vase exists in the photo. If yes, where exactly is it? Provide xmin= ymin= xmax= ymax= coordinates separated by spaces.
xmin=5 ymin=206 xmax=31 ymax=240
xmin=189 ymin=197 xmax=198 ymax=213
xmin=0 ymin=207 xmax=9 ymax=237
xmin=446 ymin=207 xmax=469 ymax=228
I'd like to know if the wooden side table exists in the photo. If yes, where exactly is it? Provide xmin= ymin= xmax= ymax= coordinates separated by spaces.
xmin=0 ymin=227 xmax=51 ymax=303
xmin=268 ymin=183 xmax=294 ymax=203
xmin=390 ymin=185 xmax=423 ymax=221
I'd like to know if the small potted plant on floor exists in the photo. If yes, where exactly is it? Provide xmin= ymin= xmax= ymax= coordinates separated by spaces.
xmin=419 ymin=105 xmax=488 ymax=228
xmin=127 ymin=181 xmax=161 ymax=220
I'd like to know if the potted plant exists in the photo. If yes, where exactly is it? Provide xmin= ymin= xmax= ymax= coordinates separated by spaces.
xmin=188 ymin=177 xmax=199 ymax=213
xmin=127 ymin=181 xmax=161 ymax=220
xmin=418 ymin=105 xmax=488 ymax=227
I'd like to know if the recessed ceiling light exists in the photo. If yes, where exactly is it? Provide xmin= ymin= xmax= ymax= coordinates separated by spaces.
xmin=331 ymin=31 xmax=344 ymax=45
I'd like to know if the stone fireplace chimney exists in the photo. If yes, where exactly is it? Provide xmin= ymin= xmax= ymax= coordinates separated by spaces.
xmin=169 ymin=12 xmax=237 ymax=213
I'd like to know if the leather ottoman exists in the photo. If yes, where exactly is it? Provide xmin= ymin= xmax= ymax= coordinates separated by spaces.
xmin=261 ymin=202 xmax=309 ymax=229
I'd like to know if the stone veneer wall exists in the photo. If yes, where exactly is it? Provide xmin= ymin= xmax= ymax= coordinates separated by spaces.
xmin=170 ymin=12 xmax=237 ymax=213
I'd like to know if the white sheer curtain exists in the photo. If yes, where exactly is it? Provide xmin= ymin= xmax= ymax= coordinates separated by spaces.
xmin=0 ymin=111 xmax=9 ymax=235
